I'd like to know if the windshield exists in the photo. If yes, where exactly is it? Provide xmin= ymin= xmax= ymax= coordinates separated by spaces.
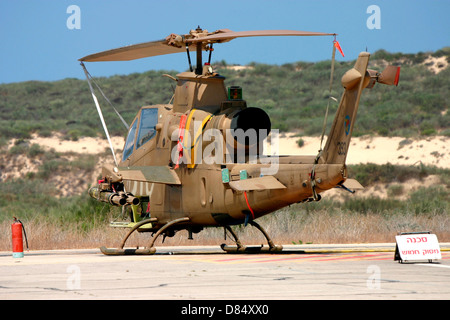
xmin=136 ymin=108 xmax=158 ymax=149
xmin=122 ymin=119 xmax=137 ymax=161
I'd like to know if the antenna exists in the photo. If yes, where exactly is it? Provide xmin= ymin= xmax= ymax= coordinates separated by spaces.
xmin=80 ymin=62 xmax=119 ymax=166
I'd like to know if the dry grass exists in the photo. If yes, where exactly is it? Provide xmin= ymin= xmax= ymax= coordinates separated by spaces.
xmin=2 ymin=208 xmax=449 ymax=251
xmin=259 ymin=209 xmax=450 ymax=244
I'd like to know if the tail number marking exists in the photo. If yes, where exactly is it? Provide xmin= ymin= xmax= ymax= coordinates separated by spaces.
xmin=337 ymin=141 xmax=347 ymax=156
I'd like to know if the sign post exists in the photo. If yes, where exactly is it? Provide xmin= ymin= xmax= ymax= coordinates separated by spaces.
xmin=394 ymin=232 xmax=441 ymax=263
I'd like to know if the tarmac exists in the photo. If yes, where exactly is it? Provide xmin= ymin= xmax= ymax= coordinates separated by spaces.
xmin=1 ymin=243 xmax=449 ymax=302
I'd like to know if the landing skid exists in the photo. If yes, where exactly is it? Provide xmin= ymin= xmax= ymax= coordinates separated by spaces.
xmin=220 ymin=244 xmax=283 ymax=253
xmin=100 ymin=217 xmax=282 ymax=256
xmin=100 ymin=246 xmax=156 ymax=255
xmin=100 ymin=217 xmax=189 ymax=256
xmin=220 ymin=221 xmax=283 ymax=254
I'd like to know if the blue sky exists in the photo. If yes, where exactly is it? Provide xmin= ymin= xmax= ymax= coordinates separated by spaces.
xmin=1 ymin=0 xmax=449 ymax=84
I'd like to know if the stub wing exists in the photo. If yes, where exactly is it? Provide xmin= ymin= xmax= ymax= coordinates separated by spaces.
xmin=102 ymin=164 xmax=181 ymax=185
xmin=119 ymin=166 xmax=181 ymax=185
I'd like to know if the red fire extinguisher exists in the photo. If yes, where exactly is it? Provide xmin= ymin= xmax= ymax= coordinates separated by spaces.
xmin=12 ymin=217 xmax=28 ymax=258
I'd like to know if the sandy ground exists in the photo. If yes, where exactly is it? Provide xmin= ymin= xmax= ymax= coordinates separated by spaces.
xmin=26 ymin=133 xmax=125 ymax=155
xmin=422 ymin=56 xmax=448 ymax=74
xmin=23 ymin=133 xmax=449 ymax=169
xmin=276 ymin=134 xmax=449 ymax=168
xmin=2 ymin=133 xmax=447 ymax=198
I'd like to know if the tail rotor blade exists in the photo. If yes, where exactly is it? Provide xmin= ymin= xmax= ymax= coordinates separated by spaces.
xmin=378 ymin=65 xmax=401 ymax=86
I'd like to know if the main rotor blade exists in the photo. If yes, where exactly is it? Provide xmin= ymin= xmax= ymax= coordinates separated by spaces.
xmin=186 ymin=30 xmax=336 ymax=43
xmin=79 ymin=29 xmax=336 ymax=62
xmin=79 ymin=39 xmax=189 ymax=62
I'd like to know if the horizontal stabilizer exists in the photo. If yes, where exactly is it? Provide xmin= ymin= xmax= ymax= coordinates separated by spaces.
xmin=342 ymin=178 xmax=364 ymax=190
xmin=229 ymin=176 xmax=286 ymax=191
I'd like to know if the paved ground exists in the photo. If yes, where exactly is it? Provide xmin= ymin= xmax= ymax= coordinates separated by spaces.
xmin=1 ymin=244 xmax=449 ymax=304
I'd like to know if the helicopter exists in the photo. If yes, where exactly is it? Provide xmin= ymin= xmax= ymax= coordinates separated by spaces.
xmin=79 ymin=27 xmax=400 ymax=255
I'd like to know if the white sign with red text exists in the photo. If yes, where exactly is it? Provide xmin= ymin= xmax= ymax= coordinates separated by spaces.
xmin=395 ymin=233 xmax=441 ymax=262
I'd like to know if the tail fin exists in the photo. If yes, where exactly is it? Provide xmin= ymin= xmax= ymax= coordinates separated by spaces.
xmin=321 ymin=52 xmax=370 ymax=164
xmin=321 ymin=52 xmax=400 ymax=164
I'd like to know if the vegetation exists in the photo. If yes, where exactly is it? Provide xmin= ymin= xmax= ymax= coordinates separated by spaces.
xmin=218 ymin=48 xmax=450 ymax=136
xmin=0 ymin=163 xmax=448 ymax=249
xmin=348 ymin=162 xmax=450 ymax=187
xmin=0 ymin=48 xmax=449 ymax=141
xmin=0 ymin=182 xmax=448 ymax=250
xmin=0 ymin=48 xmax=448 ymax=249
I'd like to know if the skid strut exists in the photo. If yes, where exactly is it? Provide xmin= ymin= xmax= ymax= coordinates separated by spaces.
xmin=221 ymin=221 xmax=283 ymax=253
xmin=100 ymin=217 xmax=189 ymax=255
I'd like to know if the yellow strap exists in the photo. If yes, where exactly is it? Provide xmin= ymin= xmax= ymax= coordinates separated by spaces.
xmin=182 ymin=108 xmax=196 ymax=150
xmin=188 ymin=113 xmax=213 ymax=168
xmin=182 ymin=109 xmax=213 ymax=168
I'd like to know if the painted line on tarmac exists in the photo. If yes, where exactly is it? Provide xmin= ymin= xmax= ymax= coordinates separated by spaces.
xmin=202 ymin=251 xmax=449 ymax=265
xmin=416 ymin=263 xmax=450 ymax=269
xmin=172 ymin=252 xmax=398 ymax=265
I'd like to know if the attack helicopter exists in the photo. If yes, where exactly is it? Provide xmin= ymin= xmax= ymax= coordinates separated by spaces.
xmin=79 ymin=27 xmax=400 ymax=255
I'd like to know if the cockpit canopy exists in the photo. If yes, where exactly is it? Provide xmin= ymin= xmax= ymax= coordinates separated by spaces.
xmin=122 ymin=107 xmax=158 ymax=161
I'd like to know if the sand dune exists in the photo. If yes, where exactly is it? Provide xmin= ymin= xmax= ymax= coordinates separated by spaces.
xmin=27 ymin=133 xmax=124 ymax=155
xmin=277 ymin=134 xmax=449 ymax=168
xmin=22 ymin=133 xmax=450 ymax=169
xmin=2 ymin=133 xmax=447 ymax=198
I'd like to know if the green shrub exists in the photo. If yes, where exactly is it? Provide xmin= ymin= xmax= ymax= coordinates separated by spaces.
xmin=0 ymin=48 xmax=448 ymax=140
xmin=27 ymin=144 xmax=44 ymax=158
